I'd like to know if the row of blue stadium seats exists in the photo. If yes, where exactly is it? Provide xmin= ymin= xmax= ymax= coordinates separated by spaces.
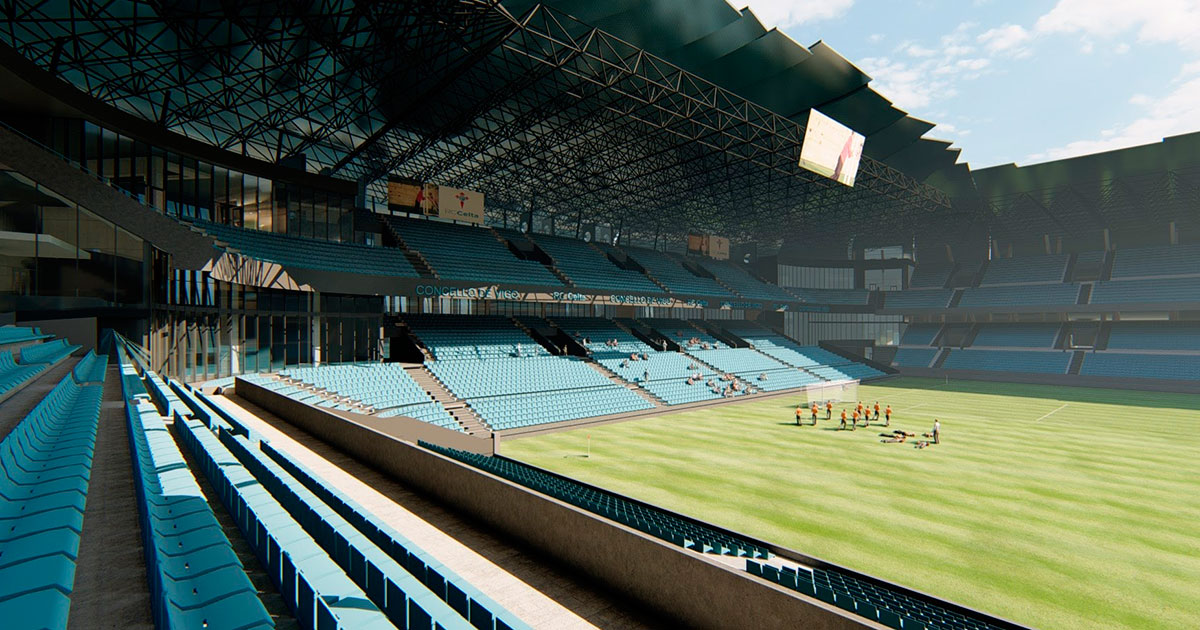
xmin=979 ymin=255 xmax=1068 ymax=286
xmin=389 ymin=217 xmax=562 ymax=286
xmin=693 ymin=258 xmax=796 ymax=302
xmin=748 ymin=560 xmax=1002 ymax=630
xmin=473 ymin=388 xmax=653 ymax=431
xmin=0 ymin=350 xmax=48 ymax=398
xmin=0 ymin=357 xmax=104 ymax=629
xmin=1089 ymin=277 xmax=1200 ymax=304
xmin=1110 ymin=243 xmax=1200 ymax=279
xmin=0 ymin=325 xmax=51 ymax=345
xmin=623 ymin=248 xmax=734 ymax=297
xmin=531 ymin=235 xmax=662 ymax=293
xmin=422 ymin=443 xmax=771 ymax=559
xmin=197 ymin=219 xmax=419 ymax=277
xmin=941 ymin=349 xmax=1071 ymax=374
xmin=1079 ymin=352 xmax=1200 ymax=381
xmin=114 ymin=344 xmax=273 ymax=630
xmin=1107 ymin=322 xmax=1200 ymax=350
xmin=21 ymin=338 xmax=81 ymax=365
xmin=898 ymin=324 xmax=941 ymax=346
xmin=883 ymin=289 xmax=955 ymax=309
xmin=891 ymin=347 xmax=939 ymax=368
xmin=972 ymin=324 xmax=1060 ymax=348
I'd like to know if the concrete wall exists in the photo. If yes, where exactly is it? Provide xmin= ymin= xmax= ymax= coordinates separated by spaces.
xmin=235 ymin=376 xmax=494 ymax=455
xmin=245 ymin=387 xmax=884 ymax=630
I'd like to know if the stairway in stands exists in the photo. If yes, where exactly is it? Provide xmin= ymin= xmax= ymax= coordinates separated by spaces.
xmin=382 ymin=221 xmax=439 ymax=278
xmin=405 ymin=365 xmax=490 ymax=434
xmin=585 ymin=361 xmax=664 ymax=407
xmin=1068 ymin=351 xmax=1086 ymax=375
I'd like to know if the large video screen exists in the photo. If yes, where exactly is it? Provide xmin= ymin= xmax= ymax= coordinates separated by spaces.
xmin=798 ymin=109 xmax=865 ymax=187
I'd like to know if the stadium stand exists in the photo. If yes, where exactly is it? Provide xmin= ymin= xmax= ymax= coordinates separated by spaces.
xmin=899 ymin=324 xmax=941 ymax=346
xmin=882 ymin=289 xmax=955 ymax=309
xmin=979 ymin=255 xmax=1069 ymax=285
xmin=622 ymin=248 xmax=734 ymax=297
xmin=195 ymin=219 xmax=419 ymax=277
xmin=907 ymin=264 xmax=954 ymax=289
xmin=528 ymin=234 xmax=663 ymax=293
xmin=114 ymin=346 xmax=273 ymax=630
xmin=957 ymin=283 xmax=1080 ymax=308
xmin=941 ymin=349 xmax=1071 ymax=374
xmin=1109 ymin=243 xmax=1200 ymax=279
xmin=0 ymin=355 xmax=104 ymax=628
xmin=748 ymin=560 xmax=1003 ymax=630
xmin=641 ymin=318 xmax=727 ymax=348
xmin=0 ymin=325 xmax=51 ymax=345
xmin=1079 ymin=352 xmax=1200 ymax=381
xmin=1089 ymin=277 xmax=1200 ymax=304
xmin=692 ymin=258 xmax=797 ymax=302
xmin=274 ymin=363 xmax=461 ymax=430
xmin=20 ymin=338 xmax=80 ymax=365
xmin=406 ymin=315 xmax=547 ymax=361
xmin=388 ymin=217 xmax=562 ymax=286
xmin=788 ymin=287 xmax=872 ymax=305
xmin=422 ymin=443 xmax=771 ymax=559
xmin=891 ymin=347 xmax=939 ymax=368
xmin=0 ymin=350 xmax=48 ymax=398
xmin=1107 ymin=321 xmax=1200 ymax=350
xmin=971 ymin=324 xmax=1061 ymax=348
xmin=687 ymin=347 xmax=820 ymax=391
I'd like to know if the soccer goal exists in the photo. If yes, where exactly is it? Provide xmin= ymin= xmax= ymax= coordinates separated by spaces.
xmin=803 ymin=378 xmax=860 ymax=405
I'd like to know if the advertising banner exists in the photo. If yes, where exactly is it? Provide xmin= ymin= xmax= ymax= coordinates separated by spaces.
xmin=436 ymin=185 xmax=485 ymax=224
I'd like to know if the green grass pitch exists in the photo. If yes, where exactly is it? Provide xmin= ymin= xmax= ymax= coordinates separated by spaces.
xmin=499 ymin=377 xmax=1200 ymax=630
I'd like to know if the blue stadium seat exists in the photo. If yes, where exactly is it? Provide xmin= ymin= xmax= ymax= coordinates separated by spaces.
xmin=979 ymin=255 xmax=1068 ymax=285
xmin=194 ymin=219 xmax=419 ymax=277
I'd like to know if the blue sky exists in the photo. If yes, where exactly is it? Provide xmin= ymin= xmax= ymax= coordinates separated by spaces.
xmin=737 ymin=0 xmax=1200 ymax=167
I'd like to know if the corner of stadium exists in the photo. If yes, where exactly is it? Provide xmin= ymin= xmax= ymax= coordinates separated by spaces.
xmin=0 ymin=2 xmax=1195 ymax=629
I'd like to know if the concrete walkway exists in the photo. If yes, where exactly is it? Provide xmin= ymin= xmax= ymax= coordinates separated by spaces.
xmin=210 ymin=393 xmax=671 ymax=630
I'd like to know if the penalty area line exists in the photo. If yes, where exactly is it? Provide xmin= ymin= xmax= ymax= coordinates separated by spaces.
xmin=1034 ymin=403 xmax=1069 ymax=422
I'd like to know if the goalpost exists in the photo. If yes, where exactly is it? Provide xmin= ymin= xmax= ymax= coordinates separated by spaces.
xmin=803 ymin=378 xmax=861 ymax=405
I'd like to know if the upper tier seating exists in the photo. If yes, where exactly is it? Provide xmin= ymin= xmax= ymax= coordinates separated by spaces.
xmin=1110 ymin=243 xmax=1200 ymax=279
xmin=1080 ymin=352 xmax=1200 ymax=380
xmin=882 ymin=289 xmax=954 ymax=310
xmin=749 ymin=560 xmax=1003 ymax=630
xmin=552 ymin=318 xmax=654 ymax=357
xmin=907 ymin=265 xmax=954 ymax=289
xmin=114 ymin=348 xmax=273 ymax=630
xmin=529 ymin=235 xmax=662 ymax=293
xmin=979 ymin=254 xmax=1068 ymax=285
xmin=0 ymin=368 xmax=104 ymax=629
xmin=0 ymin=325 xmax=51 ymax=345
xmin=195 ymin=219 xmax=418 ymax=277
xmin=278 ymin=364 xmax=460 ymax=431
xmin=692 ymin=259 xmax=796 ymax=302
xmin=623 ymin=248 xmax=734 ymax=297
xmin=972 ymin=324 xmax=1061 ymax=348
xmin=423 ymin=443 xmax=771 ymax=559
xmin=891 ymin=347 xmax=938 ymax=367
xmin=941 ymin=349 xmax=1071 ymax=374
xmin=958 ymin=283 xmax=1080 ymax=308
xmin=1107 ymin=322 xmax=1200 ymax=351
xmin=406 ymin=315 xmax=546 ymax=361
xmin=788 ymin=287 xmax=872 ymax=306
xmin=0 ymin=350 xmax=46 ymax=397
xmin=388 ymin=217 xmax=562 ymax=286
xmin=21 ymin=338 xmax=80 ymax=364
xmin=899 ymin=324 xmax=941 ymax=346
xmin=1089 ymin=277 xmax=1200 ymax=305
xmin=1075 ymin=250 xmax=1106 ymax=266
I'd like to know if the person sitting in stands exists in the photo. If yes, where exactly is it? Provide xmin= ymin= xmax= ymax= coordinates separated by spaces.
xmin=758 ymin=372 xmax=768 ymax=381
xmin=642 ymin=353 xmax=649 ymax=361
xmin=630 ymin=353 xmax=638 ymax=361
xmin=643 ymin=369 xmax=650 ymax=383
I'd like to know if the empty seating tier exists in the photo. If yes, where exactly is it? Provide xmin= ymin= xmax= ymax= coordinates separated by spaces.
xmin=1080 ymin=352 xmax=1200 ymax=380
xmin=0 ymin=325 xmax=51 ymax=345
xmin=692 ymin=258 xmax=796 ymax=302
xmin=1110 ymin=243 xmax=1200 ymax=279
xmin=406 ymin=315 xmax=545 ymax=361
xmin=423 ymin=443 xmax=770 ymax=559
xmin=529 ymin=235 xmax=662 ymax=294
xmin=899 ymin=324 xmax=941 ymax=346
xmin=0 ymin=363 xmax=104 ymax=629
xmin=957 ymin=283 xmax=1080 ymax=308
xmin=748 ymin=560 xmax=1002 ymax=630
xmin=941 ymin=349 xmax=1071 ymax=374
xmin=979 ymin=255 xmax=1068 ymax=285
xmin=1089 ymin=277 xmax=1200 ymax=304
xmin=971 ymin=324 xmax=1061 ymax=348
xmin=388 ymin=217 xmax=561 ymax=286
xmin=623 ymin=248 xmax=734 ymax=298
xmin=1107 ymin=322 xmax=1200 ymax=350
xmin=891 ymin=348 xmax=938 ymax=367
xmin=907 ymin=265 xmax=954 ymax=289
xmin=883 ymin=289 xmax=954 ymax=309
xmin=787 ymin=288 xmax=871 ymax=306
xmin=0 ymin=350 xmax=47 ymax=398
xmin=20 ymin=338 xmax=80 ymax=364
xmin=277 ymin=364 xmax=460 ymax=431
xmin=196 ymin=219 xmax=418 ymax=277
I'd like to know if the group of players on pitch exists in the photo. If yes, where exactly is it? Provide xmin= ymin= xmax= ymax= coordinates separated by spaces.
xmin=795 ymin=401 xmax=941 ymax=446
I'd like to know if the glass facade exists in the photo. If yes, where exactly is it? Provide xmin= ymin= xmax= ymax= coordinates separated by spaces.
xmin=38 ymin=118 xmax=357 ymax=242
xmin=778 ymin=265 xmax=856 ymax=289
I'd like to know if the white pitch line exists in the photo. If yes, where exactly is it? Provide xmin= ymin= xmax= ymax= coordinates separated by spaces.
xmin=1034 ymin=403 xmax=1069 ymax=422
xmin=899 ymin=402 xmax=930 ymax=412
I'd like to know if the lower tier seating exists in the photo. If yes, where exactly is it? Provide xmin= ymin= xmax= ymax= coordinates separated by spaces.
xmin=0 ymin=350 xmax=46 ymax=397
xmin=20 ymin=338 xmax=80 ymax=365
xmin=423 ymin=443 xmax=771 ymax=559
xmin=1079 ymin=352 xmax=1200 ymax=381
xmin=0 ymin=365 xmax=104 ymax=629
xmin=891 ymin=348 xmax=939 ymax=368
xmin=899 ymin=324 xmax=941 ymax=346
xmin=687 ymin=348 xmax=822 ymax=391
xmin=941 ymin=349 xmax=1071 ymax=374
xmin=0 ymin=325 xmax=51 ymax=345
xmin=748 ymin=560 xmax=1002 ymax=630
xmin=278 ymin=364 xmax=459 ymax=431
xmin=971 ymin=324 xmax=1061 ymax=348
xmin=1106 ymin=322 xmax=1200 ymax=351
xmin=1090 ymin=277 xmax=1200 ymax=304
xmin=598 ymin=351 xmax=728 ymax=405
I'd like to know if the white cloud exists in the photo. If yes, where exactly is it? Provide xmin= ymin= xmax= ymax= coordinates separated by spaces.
xmin=1178 ymin=60 xmax=1200 ymax=77
xmin=868 ymin=33 xmax=884 ymax=44
xmin=1035 ymin=0 xmax=1200 ymax=51
xmin=903 ymin=43 xmax=937 ymax=57
xmin=1026 ymin=76 xmax=1200 ymax=162
xmin=977 ymin=24 xmax=1032 ymax=56
xmin=1115 ymin=42 xmax=1131 ymax=54
xmin=736 ymin=0 xmax=855 ymax=29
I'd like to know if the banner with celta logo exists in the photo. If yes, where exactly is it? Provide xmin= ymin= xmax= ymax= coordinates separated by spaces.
xmin=436 ymin=185 xmax=485 ymax=224
xmin=798 ymin=109 xmax=865 ymax=187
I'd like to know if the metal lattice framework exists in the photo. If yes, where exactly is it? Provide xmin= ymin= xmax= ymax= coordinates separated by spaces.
xmin=0 ymin=0 xmax=954 ymax=244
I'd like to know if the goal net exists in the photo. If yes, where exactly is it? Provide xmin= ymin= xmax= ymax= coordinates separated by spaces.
xmin=803 ymin=379 xmax=860 ymax=405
